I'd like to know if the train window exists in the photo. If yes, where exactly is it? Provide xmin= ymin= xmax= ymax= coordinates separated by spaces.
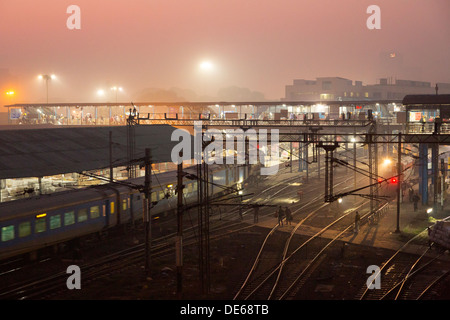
xmin=122 ymin=199 xmax=127 ymax=210
xmin=110 ymin=202 xmax=115 ymax=214
xmin=102 ymin=205 xmax=106 ymax=217
xmin=78 ymin=208 xmax=88 ymax=222
xmin=35 ymin=217 xmax=46 ymax=233
xmin=1 ymin=225 xmax=14 ymax=242
xmin=90 ymin=206 xmax=100 ymax=219
xmin=158 ymin=191 xmax=164 ymax=200
xmin=151 ymin=192 xmax=156 ymax=202
xmin=19 ymin=222 xmax=31 ymax=237
xmin=64 ymin=211 xmax=75 ymax=226
xmin=50 ymin=215 xmax=61 ymax=229
xmin=187 ymin=183 xmax=193 ymax=193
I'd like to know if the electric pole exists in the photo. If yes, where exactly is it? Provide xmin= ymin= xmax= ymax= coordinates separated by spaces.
xmin=144 ymin=148 xmax=152 ymax=276
xmin=396 ymin=133 xmax=401 ymax=233
xmin=176 ymin=152 xmax=184 ymax=296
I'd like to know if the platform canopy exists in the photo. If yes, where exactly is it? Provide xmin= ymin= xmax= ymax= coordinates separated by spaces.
xmin=0 ymin=124 xmax=191 ymax=179
xmin=402 ymin=94 xmax=450 ymax=106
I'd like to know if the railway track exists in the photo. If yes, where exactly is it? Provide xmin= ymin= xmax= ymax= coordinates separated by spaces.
xmin=0 ymin=148 xmax=374 ymax=299
xmin=0 ymin=215 xmax=262 ymax=300
xmin=357 ymin=217 xmax=450 ymax=300
xmin=233 ymin=168 xmax=380 ymax=300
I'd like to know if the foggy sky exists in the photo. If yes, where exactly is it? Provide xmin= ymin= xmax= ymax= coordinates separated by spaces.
xmin=0 ymin=0 xmax=449 ymax=105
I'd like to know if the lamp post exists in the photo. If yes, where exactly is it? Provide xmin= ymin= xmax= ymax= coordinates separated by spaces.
xmin=38 ymin=74 xmax=56 ymax=104
xmin=110 ymin=86 xmax=123 ymax=103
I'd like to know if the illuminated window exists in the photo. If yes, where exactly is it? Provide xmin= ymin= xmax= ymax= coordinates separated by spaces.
xmin=122 ymin=199 xmax=127 ymax=210
xmin=35 ymin=218 xmax=46 ymax=233
xmin=64 ymin=211 xmax=75 ymax=226
xmin=78 ymin=208 xmax=88 ymax=222
xmin=151 ymin=192 xmax=157 ymax=202
xmin=19 ymin=222 xmax=31 ymax=237
xmin=110 ymin=202 xmax=115 ymax=214
xmin=50 ymin=215 xmax=61 ymax=229
xmin=1 ymin=225 xmax=15 ymax=241
xmin=90 ymin=206 xmax=100 ymax=219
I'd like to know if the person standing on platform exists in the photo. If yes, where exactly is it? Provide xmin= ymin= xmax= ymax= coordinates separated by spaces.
xmin=354 ymin=211 xmax=361 ymax=234
xmin=284 ymin=207 xmax=293 ymax=225
xmin=277 ymin=206 xmax=284 ymax=226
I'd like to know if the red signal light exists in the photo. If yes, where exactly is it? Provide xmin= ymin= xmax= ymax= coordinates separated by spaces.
xmin=391 ymin=178 xmax=397 ymax=184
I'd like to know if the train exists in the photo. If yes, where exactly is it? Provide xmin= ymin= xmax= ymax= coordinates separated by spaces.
xmin=0 ymin=164 xmax=248 ymax=261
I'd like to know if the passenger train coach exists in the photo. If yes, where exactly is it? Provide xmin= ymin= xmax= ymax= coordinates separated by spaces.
xmin=0 ymin=164 xmax=248 ymax=261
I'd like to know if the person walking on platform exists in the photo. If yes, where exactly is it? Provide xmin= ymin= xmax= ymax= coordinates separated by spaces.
xmin=421 ymin=115 xmax=426 ymax=133
xmin=276 ymin=206 xmax=284 ymax=226
xmin=354 ymin=211 xmax=361 ymax=234
xmin=253 ymin=205 xmax=259 ymax=223
xmin=413 ymin=193 xmax=420 ymax=212
xmin=284 ymin=207 xmax=293 ymax=225
xmin=408 ymin=187 xmax=414 ymax=202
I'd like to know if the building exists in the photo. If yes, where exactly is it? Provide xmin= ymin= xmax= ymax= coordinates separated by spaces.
xmin=284 ymin=77 xmax=450 ymax=102
xmin=284 ymin=77 xmax=362 ymax=101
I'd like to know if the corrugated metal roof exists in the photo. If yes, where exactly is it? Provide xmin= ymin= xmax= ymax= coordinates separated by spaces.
xmin=0 ymin=125 xmax=190 ymax=179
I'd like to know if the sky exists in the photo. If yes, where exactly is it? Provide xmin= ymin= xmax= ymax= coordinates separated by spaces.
xmin=0 ymin=0 xmax=449 ymax=106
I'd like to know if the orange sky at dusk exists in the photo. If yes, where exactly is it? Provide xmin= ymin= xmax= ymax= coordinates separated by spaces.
xmin=0 ymin=0 xmax=449 ymax=107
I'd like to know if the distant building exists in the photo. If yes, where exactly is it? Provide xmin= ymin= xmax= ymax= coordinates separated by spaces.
xmin=283 ymin=77 xmax=450 ymax=101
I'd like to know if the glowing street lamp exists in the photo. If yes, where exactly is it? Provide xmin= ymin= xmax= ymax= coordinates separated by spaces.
xmin=199 ymin=61 xmax=214 ymax=72
xmin=38 ymin=74 xmax=56 ymax=104
xmin=5 ymin=91 xmax=15 ymax=105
